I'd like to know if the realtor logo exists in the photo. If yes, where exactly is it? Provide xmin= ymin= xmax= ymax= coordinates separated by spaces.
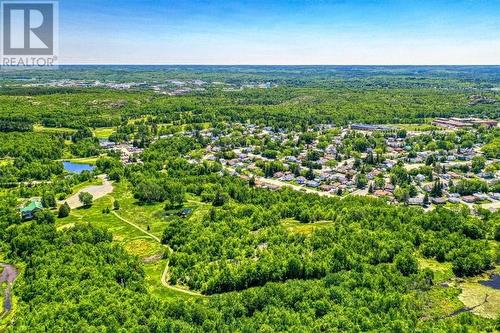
xmin=1 ymin=0 xmax=58 ymax=67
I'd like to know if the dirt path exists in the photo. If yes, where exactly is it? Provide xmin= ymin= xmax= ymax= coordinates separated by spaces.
xmin=0 ymin=263 xmax=18 ymax=315
xmin=111 ymin=211 xmax=204 ymax=297
xmin=63 ymin=175 xmax=113 ymax=209
xmin=111 ymin=211 xmax=160 ymax=242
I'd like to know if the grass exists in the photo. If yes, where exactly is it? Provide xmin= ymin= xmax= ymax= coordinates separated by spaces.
xmin=123 ymin=237 xmax=163 ymax=258
xmin=34 ymin=125 xmax=76 ymax=134
xmin=457 ymin=268 xmax=500 ymax=319
xmin=418 ymin=258 xmax=454 ymax=283
xmin=395 ymin=123 xmax=440 ymax=131
xmin=0 ymin=158 xmax=13 ymax=167
xmin=111 ymin=181 xmax=168 ymax=239
xmin=56 ymin=182 xmax=204 ymax=300
xmin=281 ymin=218 xmax=334 ymax=235
xmin=143 ymin=260 xmax=202 ymax=300
xmin=93 ymin=127 xmax=115 ymax=139
xmin=420 ymin=286 xmax=463 ymax=319
xmin=61 ymin=156 xmax=102 ymax=165
xmin=0 ymin=281 xmax=5 ymax=308
xmin=111 ymin=181 xmax=208 ymax=240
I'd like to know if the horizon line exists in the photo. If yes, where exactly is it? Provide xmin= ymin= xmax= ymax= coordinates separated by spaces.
xmin=44 ymin=63 xmax=500 ymax=66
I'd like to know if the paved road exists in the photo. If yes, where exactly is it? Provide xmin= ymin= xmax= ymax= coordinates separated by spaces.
xmin=0 ymin=263 xmax=18 ymax=314
xmin=62 ymin=175 xmax=113 ymax=209
xmin=225 ymin=166 xmax=336 ymax=197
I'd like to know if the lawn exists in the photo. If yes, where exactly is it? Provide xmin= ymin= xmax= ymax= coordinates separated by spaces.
xmin=93 ymin=127 xmax=116 ymax=139
xmin=111 ymin=181 xmax=169 ymax=239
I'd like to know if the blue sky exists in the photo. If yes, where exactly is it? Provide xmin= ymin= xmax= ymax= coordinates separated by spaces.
xmin=59 ymin=0 xmax=500 ymax=64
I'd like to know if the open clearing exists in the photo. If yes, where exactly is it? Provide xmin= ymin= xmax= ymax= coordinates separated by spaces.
xmin=56 ymin=180 xmax=205 ymax=300
xmin=62 ymin=175 xmax=113 ymax=209
xmin=282 ymin=219 xmax=334 ymax=235
xmin=93 ymin=127 xmax=115 ymax=139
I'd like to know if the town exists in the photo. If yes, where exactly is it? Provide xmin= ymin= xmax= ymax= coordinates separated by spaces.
xmin=99 ymin=117 xmax=499 ymax=212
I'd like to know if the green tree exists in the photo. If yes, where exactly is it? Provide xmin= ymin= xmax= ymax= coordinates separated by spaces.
xmin=395 ymin=251 xmax=418 ymax=276
xmin=79 ymin=192 xmax=93 ymax=207
xmin=471 ymin=156 xmax=486 ymax=173
xmin=58 ymin=202 xmax=71 ymax=218
xmin=41 ymin=192 xmax=56 ymax=208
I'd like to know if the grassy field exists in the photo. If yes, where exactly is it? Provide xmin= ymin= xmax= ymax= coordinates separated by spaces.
xmin=394 ymin=123 xmax=440 ymax=131
xmin=111 ymin=181 xmax=209 ymax=240
xmin=420 ymin=286 xmax=463 ymax=320
xmin=93 ymin=127 xmax=116 ymax=139
xmin=417 ymin=257 xmax=500 ymax=319
xmin=61 ymin=156 xmax=103 ymax=165
xmin=418 ymin=258 xmax=454 ymax=283
xmin=281 ymin=218 xmax=334 ymax=235
xmin=34 ymin=125 xmax=76 ymax=134
xmin=55 ymin=181 xmax=206 ymax=300
xmin=457 ymin=268 xmax=500 ymax=319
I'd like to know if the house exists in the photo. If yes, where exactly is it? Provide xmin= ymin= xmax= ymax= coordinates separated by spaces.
xmin=374 ymin=190 xmax=391 ymax=197
xmin=415 ymin=174 xmax=426 ymax=182
xmin=273 ymin=172 xmax=285 ymax=178
xmin=20 ymin=199 xmax=43 ymax=220
xmin=462 ymin=195 xmax=477 ymax=203
xmin=408 ymin=197 xmax=424 ymax=205
xmin=384 ymin=184 xmax=395 ymax=192
xmin=306 ymin=180 xmax=320 ymax=188
xmin=178 ymin=208 xmax=192 ymax=218
xmin=473 ymin=193 xmax=489 ymax=201
xmin=431 ymin=197 xmax=447 ymax=205
xmin=280 ymin=174 xmax=295 ymax=182
xmin=296 ymin=176 xmax=306 ymax=185
xmin=320 ymin=184 xmax=335 ymax=192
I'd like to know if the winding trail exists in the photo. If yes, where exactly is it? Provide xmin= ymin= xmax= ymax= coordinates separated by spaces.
xmin=112 ymin=211 xmax=160 ymax=242
xmin=0 ymin=263 xmax=18 ymax=316
xmin=111 ymin=211 xmax=204 ymax=297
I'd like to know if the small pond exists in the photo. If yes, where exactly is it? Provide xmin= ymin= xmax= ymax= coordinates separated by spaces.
xmin=63 ymin=162 xmax=95 ymax=173
xmin=480 ymin=274 xmax=500 ymax=290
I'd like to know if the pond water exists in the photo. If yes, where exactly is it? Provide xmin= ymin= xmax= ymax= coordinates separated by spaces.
xmin=480 ymin=274 xmax=500 ymax=290
xmin=63 ymin=162 xmax=95 ymax=173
